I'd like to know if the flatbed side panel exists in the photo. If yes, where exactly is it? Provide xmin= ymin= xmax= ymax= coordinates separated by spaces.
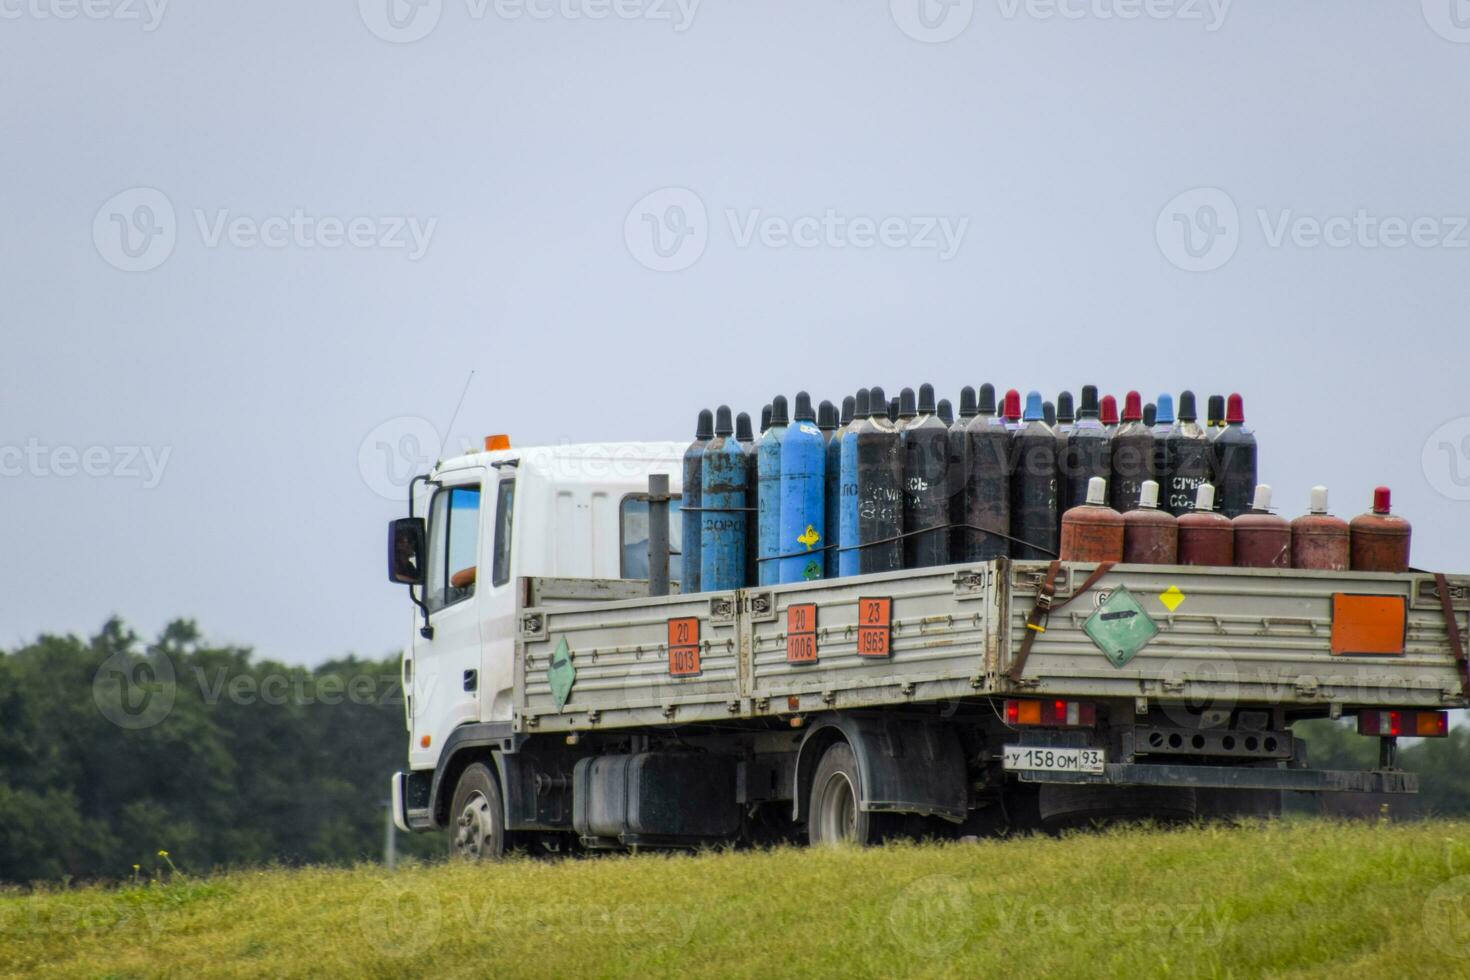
xmin=516 ymin=588 xmax=739 ymax=733
xmin=1002 ymin=562 xmax=1470 ymax=709
xmin=747 ymin=565 xmax=998 ymax=715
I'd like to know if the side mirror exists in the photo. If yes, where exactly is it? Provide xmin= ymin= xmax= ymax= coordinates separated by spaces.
xmin=388 ymin=517 xmax=426 ymax=585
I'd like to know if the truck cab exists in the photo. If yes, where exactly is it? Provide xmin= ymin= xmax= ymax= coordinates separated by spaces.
xmin=388 ymin=439 xmax=683 ymax=775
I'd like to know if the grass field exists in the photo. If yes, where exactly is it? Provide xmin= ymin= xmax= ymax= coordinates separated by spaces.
xmin=5 ymin=821 xmax=1470 ymax=979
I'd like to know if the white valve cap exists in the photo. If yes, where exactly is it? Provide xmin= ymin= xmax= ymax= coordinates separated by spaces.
xmin=1086 ymin=476 xmax=1107 ymax=505
xmin=1195 ymin=483 xmax=1217 ymax=511
xmin=1252 ymin=484 xmax=1273 ymax=512
xmin=1309 ymin=485 xmax=1329 ymax=514
xmin=1139 ymin=480 xmax=1160 ymax=509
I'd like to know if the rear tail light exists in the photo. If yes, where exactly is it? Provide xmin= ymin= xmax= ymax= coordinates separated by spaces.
xmin=1005 ymin=699 xmax=1096 ymax=728
xmin=1357 ymin=710 xmax=1448 ymax=738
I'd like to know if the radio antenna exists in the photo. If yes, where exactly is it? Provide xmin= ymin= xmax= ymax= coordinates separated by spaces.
xmin=440 ymin=370 xmax=476 ymax=458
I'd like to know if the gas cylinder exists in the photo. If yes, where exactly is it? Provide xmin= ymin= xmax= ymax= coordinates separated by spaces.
xmin=779 ymin=392 xmax=826 ymax=584
xmin=1206 ymin=395 xmax=1225 ymax=441
xmin=1122 ymin=480 xmax=1178 ymax=564
xmin=1232 ymin=485 xmax=1291 ymax=569
xmin=1212 ymin=393 xmax=1257 ymax=519
xmin=888 ymin=396 xmax=901 ymax=425
xmin=1003 ymin=389 xmax=1024 ymax=431
xmin=818 ymin=400 xmax=837 ymax=442
xmin=937 ymin=399 xmax=953 ymax=425
xmin=1143 ymin=402 xmax=1157 ymax=428
xmin=947 ymin=386 xmax=977 ymax=562
xmin=825 ymin=398 xmax=853 ymax=579
xmin=1060 ymin=476 xmax=1124 ymax=562
xmin=1100 ymin=394 xmax=1119 ymax=435
xmin=756 ymin=395 xmax=789 ymax=586
xmin=1291 ymin=486 xmax=1350 ymax=571
xmin=857 ymin=385 xmax=904 ymax=574
xmin=1166 ymin=391 xmax=1210 ymax=517
xmin=760 ymin=404 xmax=771 ymax=436
xmin=1010 ymin=391 xmax=1059 ymax=560
xmin=837 ymin=389 xmax=869 ymax=578
xmin=1351 ymin=487 xmax=1412 ymax=572
xmin=964 ymin=384 xmax=1011 ymax=561
xmin=902 ymin=383 xmax=950 ymax=569
xmin=737 ymin=411 xmax=758 ymax=586
xmin=1053 ymin=391 xmax=1074 ymax=492
xmin=699 ymin=406 xmax=749 ymax=591
xmin=1110 ymin=391 xmax=1156 ymax=513
xmin=1177 ymin=484 xmax=1234 ymax=566
xmin=1064 ymin=385 xmax=1112 ymax=521
xmin=1043 ymin=401 xmax=1057 ymax=428
xmin=1150 ymin=393 xmax=1173 ymax=512
xmin=897 ymin=388 xmax=918 ymax=431
xmin=681 ymin=408 xmax=714 ymax=592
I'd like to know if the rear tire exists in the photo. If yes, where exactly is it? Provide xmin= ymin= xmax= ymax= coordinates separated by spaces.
xmin=807 ymin=742 xmax=898 ymax=846
xmin=1196 ymin=788 xmax=1281 ymax=822
xmin=449 ymin=762 xmax=506 ymax=861
xmin=1038 ymin=784 xmax=1197 ymax=831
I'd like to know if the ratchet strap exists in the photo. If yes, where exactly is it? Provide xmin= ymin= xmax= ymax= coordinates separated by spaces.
xmin=1006 ymin=560 xmax=1116 ymax=683
xmin=1433 ymin=573 xmax=1470 ymax=700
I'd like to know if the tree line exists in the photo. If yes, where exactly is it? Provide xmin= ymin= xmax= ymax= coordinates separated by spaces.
xmin=2 ymin=618 xmax=1468 ymax=883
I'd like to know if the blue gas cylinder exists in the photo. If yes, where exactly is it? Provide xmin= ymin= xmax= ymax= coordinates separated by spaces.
xmin=699 ymin=406 xmax=749 ymax=591
xmin=756 ymin=395 xmax=788 ymax=586
xmin=779 ymin=392 xmax=827 ymax=583
xmin=680 ymin=408 xmax=713 ymax=592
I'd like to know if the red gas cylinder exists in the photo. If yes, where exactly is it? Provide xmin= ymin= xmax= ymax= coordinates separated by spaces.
xmin=1233 ymin=485 xmax=1292 ymax=569
xmin=1350 ymin=487 xmax=1412 ymax=572
xmin=1291 ymin=486 xmax=1350 ymax=571
xmin=1178 ymin=484 xmax=1234 ymax=566
xmin=1060 ymin=477 xmax=1125 ymax=562
xmin=1122 ymin=479 xmax=1178 ymax=564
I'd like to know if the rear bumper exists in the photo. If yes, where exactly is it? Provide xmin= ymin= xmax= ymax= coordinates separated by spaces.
xmin=1019 ymin=763 xmax=1418 ymax=794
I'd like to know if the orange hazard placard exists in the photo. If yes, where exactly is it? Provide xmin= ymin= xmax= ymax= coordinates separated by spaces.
xmin=857 ymin=597 xmax=892 ymax=658
xmin=667 ymin=617 xmax=702 ymax=677
xmin=786 ymin=604 xmax=818 ymax=665
xmin=1331 ymin=594 xmax=1407 ymax=656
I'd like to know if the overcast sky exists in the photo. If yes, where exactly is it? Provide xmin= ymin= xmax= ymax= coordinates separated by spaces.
xmin=4 ymin=1 xmax=1469 ymax=664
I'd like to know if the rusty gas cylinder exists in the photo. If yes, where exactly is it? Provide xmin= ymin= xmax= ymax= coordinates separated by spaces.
xmin=1232 ymin=485 xmax=1292 ymax=569
xmin=1060 ymin=476 xmax=1124 ymax=562
xmin=1122 ymin=479 xmax=1177 ymax=564
xmin=1177 ymin=484 xmax=1234 ymax=566
xmin=1350 ymin=486 xmax=1412 ymax=573
xmin=1290 ymin=486 xmax=1350 ymax=571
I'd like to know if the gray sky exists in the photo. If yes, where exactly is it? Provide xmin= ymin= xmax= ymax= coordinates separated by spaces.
xmin=4 ymin=1 xmax=1469 ymax=664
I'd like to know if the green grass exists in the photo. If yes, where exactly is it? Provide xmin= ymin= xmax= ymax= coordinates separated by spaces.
xmin=6 ymin=821 xmax=1470 ymax=978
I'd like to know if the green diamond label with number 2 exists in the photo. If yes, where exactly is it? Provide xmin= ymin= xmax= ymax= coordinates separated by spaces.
xmin=548 ymin=637 xmax=576 ymax=711
xmin=1083 ymin=587 xmax=1160 ymax=668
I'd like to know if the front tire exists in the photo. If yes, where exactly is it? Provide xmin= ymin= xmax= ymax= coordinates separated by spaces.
xmin=449 ymin=762 xmax=506 ymax=861
xmin=808 ymin=742 xmax=897 ymax=846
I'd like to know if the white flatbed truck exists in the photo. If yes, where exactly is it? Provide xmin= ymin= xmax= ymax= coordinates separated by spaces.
xmin=386 ymin=439 xmax=1470 ymax=856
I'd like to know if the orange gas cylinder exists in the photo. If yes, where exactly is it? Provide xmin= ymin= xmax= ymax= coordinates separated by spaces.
xmin=1350 ymin=486 xmax=1412 ymax=572
xmin=1122 ymin=480 xmax=1177 ymax=564
xmin=1060 ymin=477 xmax=1125 ymax=562
xmin=1291 ymin=486 xmax=1350 ymax=571
xmin=1233 ymin=485 xmax=1292 ymax=569
xmin=1178 ymin=484 xmax=1234 ymax=566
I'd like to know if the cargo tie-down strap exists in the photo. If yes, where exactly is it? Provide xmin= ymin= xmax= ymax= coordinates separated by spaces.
xmin=1433 ymin=573 xmax=1470 ymax=700
xmin=1005 ymin=560 xmax=1116 ymax=684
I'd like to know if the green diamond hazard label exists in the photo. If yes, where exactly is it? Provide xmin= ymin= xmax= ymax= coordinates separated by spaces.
xmin=548 ymin=637 xmax=576 ymax=711
xmin=1084 ymin=587 xmax=1160 ymax=669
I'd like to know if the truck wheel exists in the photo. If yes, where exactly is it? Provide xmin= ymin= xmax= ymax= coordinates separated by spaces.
xmin=1038 ymin=784 xmax=1197 ymax=831
xmin=1195 ymin=788 xmax=1282 ymax=821
xmin=449 ymin=762 xmax=505 ymax=861
xmin=808 ymin=742 xmax=896 ymax=846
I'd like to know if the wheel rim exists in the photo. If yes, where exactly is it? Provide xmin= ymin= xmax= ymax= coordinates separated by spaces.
xmin=453 ymin=790 xmax=495 ymax=859
xmin=817 ymin=771 xmax=858 ymax=843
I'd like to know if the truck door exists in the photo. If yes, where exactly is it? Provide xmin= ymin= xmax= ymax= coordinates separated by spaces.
xmin=408 ymin=472 xmax=485 ymax=772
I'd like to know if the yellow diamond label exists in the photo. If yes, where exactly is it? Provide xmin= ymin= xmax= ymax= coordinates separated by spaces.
xmin=1159 ymin=586 xmax=1185 ymax=612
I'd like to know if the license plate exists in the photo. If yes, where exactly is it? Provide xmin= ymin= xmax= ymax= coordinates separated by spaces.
xmin=1002 ymin=745 xmax=1105 ymax=774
